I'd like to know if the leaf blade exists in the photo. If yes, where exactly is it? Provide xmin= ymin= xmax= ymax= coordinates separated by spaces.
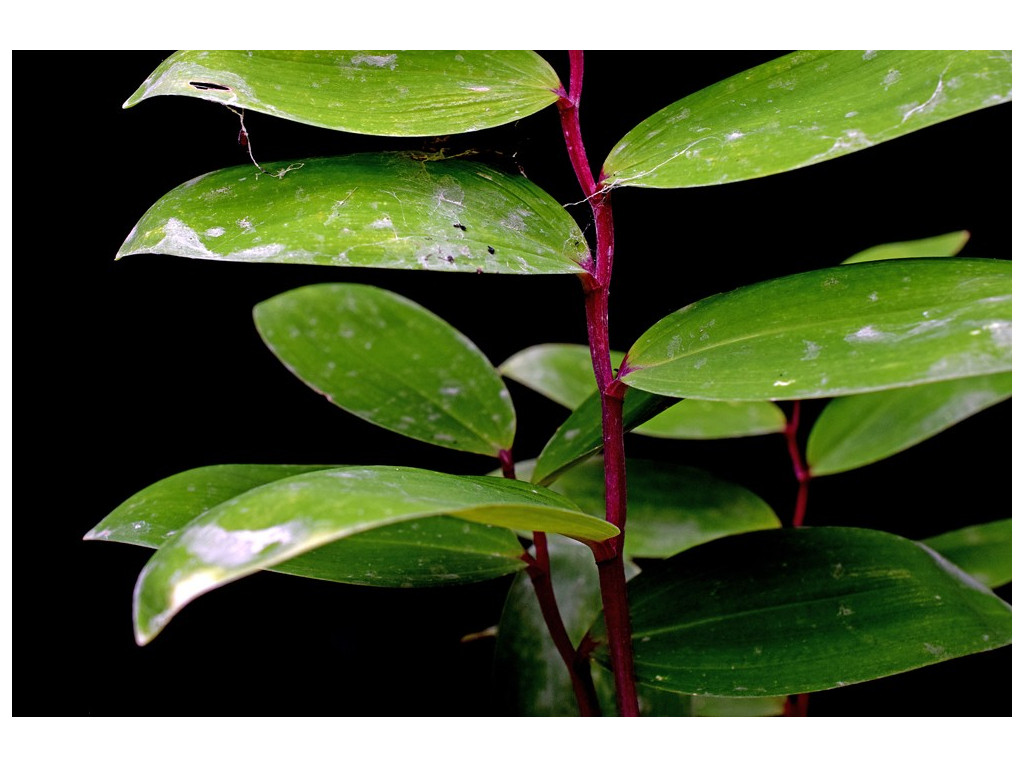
xmin=126 ymin=50 xmax=560 ymax=136
xmin=922 ymin=520 xmax=1012 ymax=589
xmin=84 ymin=464 xmax=527 ymax=588
xmin=602 ymin=50 xmax=1011 ymax=189
xmin=842 ymin=230 xmax=970 ymax=264
xmin=594 ymin=527 xmax=1012 ymax=696
xmin=254 ymin=283 xmax=516 ymax=456
xmin=807 ymin=373 xmax=1011 ymax=476
xmin=131 ymin=466 xmax=618 ymax=644
xmin=117 ymin=153 xmax=589 ymax=275
xmin=622 ymin=259 xmax=1011 ymax=401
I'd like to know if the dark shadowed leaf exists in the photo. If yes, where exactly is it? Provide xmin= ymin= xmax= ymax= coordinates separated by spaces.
xmin=548 ymin=458 xmax=780 ymax=559
xmin=254 ymin=284 xmax=515 ymax=456
xmin=602 ymin=50 xmax=1011 ymax=189
xmin=125 ymin=50 xmax=560 ymax=136
xmin=622 ymin=259 xmax=1010 ymax=401
xmin=117 ymin=154 xmax=589 ymax=275
xmin=129 ymin=466 xmax=617 ymax=644
xmin=592 ymin=527 xmax=1011 ymax=696
xmin=923 ymin=520 xmax=1011 ymax=589
xmin=842 ymin=231 xmax=969 ymax=264
xmin=807 ymin=373 xmax=1011 ymax=475
xmin=84 ymin=464 xmax=527 ymax=588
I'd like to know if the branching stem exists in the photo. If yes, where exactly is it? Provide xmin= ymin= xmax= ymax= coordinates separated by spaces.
xmin=557 ymin=50 xmax=640 ymax=717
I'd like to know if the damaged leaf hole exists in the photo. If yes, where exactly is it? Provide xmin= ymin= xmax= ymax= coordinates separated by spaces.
xmin=188 ymin=81 xmax=232 ymax=92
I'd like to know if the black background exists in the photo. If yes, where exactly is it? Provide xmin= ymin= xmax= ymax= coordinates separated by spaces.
xmin=17 ymin=51 xmax=1010 ymax=715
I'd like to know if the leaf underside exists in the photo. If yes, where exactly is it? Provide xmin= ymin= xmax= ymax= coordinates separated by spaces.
xmin=923 ymin=519 xmax=1012 ymax=589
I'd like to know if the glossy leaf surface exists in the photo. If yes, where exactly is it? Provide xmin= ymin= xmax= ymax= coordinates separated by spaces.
xmin=85 ymin=464 xmax=527 ymax=587
xmin=622 ymin=259 xmax=1011 ymax=401
xmin=126 ymin=50 xmax=560 ymax=136
xmin=807 ymin=373 xmax=1011 ymax=476
xmin=117 ymin=153 xmax=589 ymax=275
xmin=602 ymin=50 xmax=1011 ymax=189
xmin=843 ymin=230 xmax=969 ymax=264
xmin=548 ymin=458 xmax=780 ymax=559
xmin=132 ymin=466 xmax=616 ymax=644
xmin=594 ymin=528 xmax=1011 ymax=696
xmin=923 ymin=520 xmax=1012 ymax=589
xmin=255 ymin=284 xmax=515 ymax=456
xmin=501 ymin=343 xmax=785 ymax=438
xmin=530 ymin=388 xmax=675 ymax=485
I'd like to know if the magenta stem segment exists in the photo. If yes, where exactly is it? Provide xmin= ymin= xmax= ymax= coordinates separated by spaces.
xmin=782 ymin=402 xmax=812 ymax=717
xmin=503 ymin=447 xmax=600 ymax=715
xmin=784 ymin=401 xmax=811 ymax=528
xmin=557 ymin=50 xmax=640 ymax=717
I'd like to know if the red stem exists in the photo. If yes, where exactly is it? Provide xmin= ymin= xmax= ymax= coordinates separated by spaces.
xmin=782 ymin=402 xmax=812 ymax=717
xmin=503 ymin=448 xmax=601 ymax=715
xmin=784 ymin=401 xmax=811 ymax=528
xmin=558 ymin=50 xmax=640 ymax=717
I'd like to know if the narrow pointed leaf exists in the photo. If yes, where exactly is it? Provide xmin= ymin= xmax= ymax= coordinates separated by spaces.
xmin=923 ymin=520 xmax=1012 ymax=589
xmin=530 ymin=388 xmax=675 ymax=485
xmin=117 ymin=153 xmax=589 ymax=275
xmin=602 ymin=50 xmax=1011 ymax=189
xmin=255 ymin=284 xmax=515 ymax=456
xmin=622 ymin=259 xmax=1011 ymax=401
xmin=132 ymin=466 xmax=617 ymax=644
xmin=125 ymin=50 xmax=560 ymax=136
xmin=807 ymin=373 xmax=1011 ymax=476
xmin=548 ymin=458 xmax=780 ymax=559
xmin=843 ymin=230 xmax=969 ymax=264
xmin=593 ymin=527 xmax=1012 ymax=697
xmin=502 ymin=343 xmax=784 ymax=440
xmin=85 ymin=464 xmax=526 ymax=587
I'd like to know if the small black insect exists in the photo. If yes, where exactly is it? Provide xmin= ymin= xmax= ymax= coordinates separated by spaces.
xmin=453 ymin=223 xmax=467 ymax=231
xmin=487 ymin=246 xmax=495 ymax=254
xmin=189 ymin=81 xmax=231 ymax=91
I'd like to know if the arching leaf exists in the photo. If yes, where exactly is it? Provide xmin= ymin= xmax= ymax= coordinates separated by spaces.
xmin=602 ymin=50 xmax=1011 ymax=189
xmin=117 ymin=153 xmax=589 ymax=275
xmin=126 ymin=50 xmax=560 ymax=136
xmin=255 ymin=284 xmax=515 ymax=456
xmin=132 ymin=466 xmax=618 ymax=644
xmin=622 ymin=259 xmax=1011 ymax=401
xmin=85 ymin=464 xmax=527 ymax=588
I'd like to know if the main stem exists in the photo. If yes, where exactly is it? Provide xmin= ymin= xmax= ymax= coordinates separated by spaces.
xmin=558 ymin=50 xmax=640 ymax=717
xmin=782 ymin=402 xmax=811 ymax=717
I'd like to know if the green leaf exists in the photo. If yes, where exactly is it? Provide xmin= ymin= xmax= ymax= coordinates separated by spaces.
xmin=637 ymin=400 xmax=786 ymax=439
xmin=807 ymin=373 xmax=1011 ymax=476
xmin=548 ymin=458 xmax=780 ymax=559
xmin=602 ymin=50 xmax=1011 ymax=189
xmin=84 ymin=464 xmax=527 ymax=588
xmin=501 ymin=343 xmax=785 ymax=438
xmin=593 ymin=527 xmax=1011 ymax=697
xmin=500 ymin=343 xmax=613 ymax=410
xmin=622 ymin=259 xmax=1011 ymax=401
xmin=923 ymin=520 xmax=1012 ymax=589
xmin=131 ymin=466 xmax=617 ymax=644
xmin=125 ymin=50 xmax=560 ymax=136
xmin=843 ymin=231 xmax=970 ymax=264
xmin=117 ymin=153 xmax=589 ymax=275
xmin=254 ymin=283 xmax=515 ymax=456
xmin=530 ymin=388 xmax=675 ymax=485
xmin=634 ymin=684 xmax=787 ymax=717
